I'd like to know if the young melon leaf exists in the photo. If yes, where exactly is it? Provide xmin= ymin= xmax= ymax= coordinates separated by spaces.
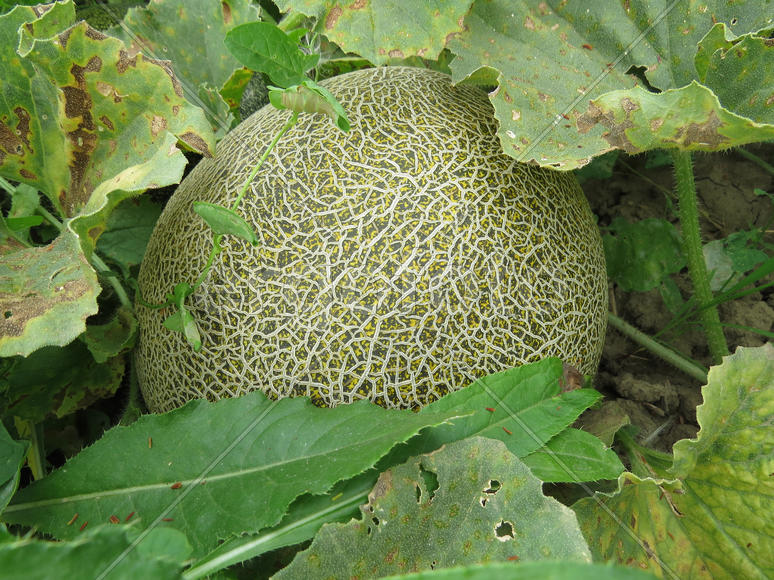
xmin=0 ymin=231 xmax=100 ymax=358
xmin=0 ymin=4 xmax=214 ymax=256
xmin=162 ymin=307 xmax=200 ymax=351
xmin=378 ymin=561 xmax=659 ymax=580
xmin=110 ymin=0 xmax=259 ymax=135
xmin=573 ymin=344 xmax=774 ymax=578
xmin=444 ymin=1 xmax=774 ymax=168
xmin=0 ymin=422 xmax=27 ymax=513
xmin=269 ymin=81 xmax=350 ymax=131
xmin=390 ymin=358 xmax=623 ymax=482
xmin=275 ymin=437 xmax=591 ymax=579
xmin=225 ymin=21 xmax=318 ymax=88
xmin=275 ymin=0 xmax=472 ymax=66
xmin=0 ymin=525 xmax=187 ymax=580
xmin=192 ymin=202 xmax=258 ymax=244
xmin=2 ymin=392 xmax=460 ymax=557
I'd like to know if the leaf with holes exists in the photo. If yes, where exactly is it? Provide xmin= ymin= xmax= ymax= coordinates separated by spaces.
xmin=0 ymin=2 xmax=214 ymax=256
xmin=276 ymin=0 xmax=473 ymax=66
xmin=444 ymin=2 xmax=774 ymax=168
xmin=0 ymin=231 xmax=100 ymax=357
xmin=111 ymin=0 xmax=259 ymax=135
xmin=2 ymin=391 xmax=459 ymax=557
xmin=275 ymin=437 xmax=591 ymax=579
xmin=573 ymin=345 xmax=774 ymax=578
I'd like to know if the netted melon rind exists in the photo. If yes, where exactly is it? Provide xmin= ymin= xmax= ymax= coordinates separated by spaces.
xmin=136 ymin=66 xmax=607 ymax=413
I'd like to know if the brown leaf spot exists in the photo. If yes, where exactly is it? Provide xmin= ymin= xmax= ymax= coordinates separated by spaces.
xmin=19 ymin=168 xmax=37 ymax=180
xmin=221 ymin=1 xmax=232 ymax=24
xmin=388 ymin=49 xmax=404 ymax=58
xmin=151 ymin=115 xmax=167 ymax=137
xmin=650 ymin=118 xmax=664 ymax=132
xmin=577 ymin=101 xmax=637 ymax=153
xmin=116 ymin=49 xmax=138 ymax=74
xmin=676 ymin=109 xmax=727 ymax=148
xmin=146 ymin=58 xmax=183 ymax=98
xmin=349 ymin=0 xmax=367 ymax=8
xmin=325 ymin=5 xmax=342 ymax=29
xmin=100 ymin=115 xmax=115 ymax=131
xmin=58 ymin=28 xmax=73 ymax=50
xmin=85 ymin=27 xmax=107 ymax=41
xmin=524 ymin=16 xmax=535 ymax=30
xmin=0 ymin=279 xmax=92 ymax=338
xmin=88 ymin=226 xmax=104 ymax=242
xmin=179 ymin=132 xmax=213 ymax=157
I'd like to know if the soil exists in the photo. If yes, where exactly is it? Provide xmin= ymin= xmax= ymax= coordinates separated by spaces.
xmin=583 ymin=144 xmax=774 ymax=453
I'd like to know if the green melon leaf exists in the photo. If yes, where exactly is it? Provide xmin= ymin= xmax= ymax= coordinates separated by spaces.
xmin=0 ymin=2 xmax=214 ymax=253
xmin=0 ymin=341 xmax=124 ymax=422
xmin=275 ymin=437 xmax=591 ymax=579
xmin=0 ymin=525 xmax=187 ymax=580
xmin=603 ymin=218 xmax=685 ymax=292
xmin=0 ymin=422 xmax=27 ymax=513
xmin=111 ymin=0 xmax=259 ymax=135
xmin=163 ymin=307 xmax=201 ymax=351
xmin=192 ymin=201 xmax=258 ymax=244
xmin=268 ymin=80 xmax=350 ymax=131
xmin=399 ymin=358 xmax=623 ymax=482
xmin=188 ymin=471 xmax=377 ymax=578
xmin=276 ymin=0 xmax=473 ymax=66
xmin=80 ymin=305 xmax=137 ymax=363
xmin=225 ymin=21 xmax=318 ymax=88
xmin=444 ymin=2 xmax=774 ymax=168
xmin=2 ymin=392 xmax=460 ymax=557
xmin=0 ymin=231 xmax=100 ymax=358
xmin=573 ymin=344 xmax=774 ymax=579
xmin=96 ymin=196 xmax=163 ymax=277
xmin=380 ymin=561 xmax=659 ymax=580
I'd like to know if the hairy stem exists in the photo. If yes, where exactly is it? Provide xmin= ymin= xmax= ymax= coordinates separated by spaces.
xmin=607 ymin=312 xmax=708 ymax=383
xmin=672 ymin=149 xmax=729 ymax=364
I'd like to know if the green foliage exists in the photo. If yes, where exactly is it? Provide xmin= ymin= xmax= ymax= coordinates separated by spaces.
xmin=603 ymin=218 xmax=685 ymax=292
xmin=574 ymin=344 xmax=774 ymax=578
xmin=1 ymin=340 xmax=124 ymax=422
xmin=410 ymin=358 xmax=623 ymax=483
xmin=0 ymin=2 xmax=772 ymax=578
xmin=276 ymin=437 xmax=592 ymax=578
xmin=3 ymin=391 xmax=460 ymax=556
xmin=0 ymin=423 xmax=26 ymax=512
xmin=0 ymin=525 xmax=188 ymax=580
xmin=380 ymin=561 xmax=659 ymax=580
xmin=192 ymin=202 xmax=258 ymax=245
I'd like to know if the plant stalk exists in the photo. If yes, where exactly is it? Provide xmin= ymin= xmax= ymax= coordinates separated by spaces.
xmin=607 ymin=313 xmax=708 ymax=383
xmin=14 ymin=418 xmax=46 ymax=480
xmin=671 ymin=149 xmax=729 ymax=364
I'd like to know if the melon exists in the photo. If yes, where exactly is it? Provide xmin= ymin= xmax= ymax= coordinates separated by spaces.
xmin=136 ymin=66 xmax=607 ymax=413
